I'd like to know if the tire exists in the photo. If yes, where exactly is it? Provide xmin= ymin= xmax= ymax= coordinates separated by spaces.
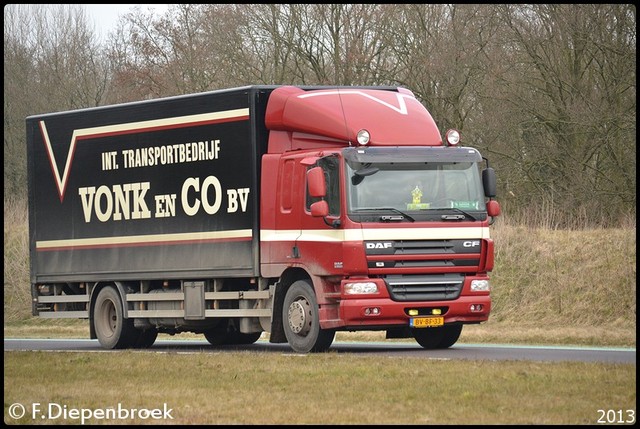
xmin=133 ymin=328 xmax=158 ymax=348
xmin=282 ymin=280 xmax=335 ymax=353
xmin=204 ymin=320 xmax=262 ymax=345
xmin=412 ymin=324 xmax=463 ymax=349
xmin=229 ymin=331 xmax=262 ymax=345
xmin=204 ymin=320 xmax=231 ymax=346
xmin=93 ymin=286 xmax=136 ymax=349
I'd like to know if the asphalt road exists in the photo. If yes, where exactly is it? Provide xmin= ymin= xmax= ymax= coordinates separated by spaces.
xmin=4 ymin=338 xmax=635 ymax=364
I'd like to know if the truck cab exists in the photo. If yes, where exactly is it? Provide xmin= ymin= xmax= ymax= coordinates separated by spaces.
xmin=260 ymin=86 xmax=500 ymax=352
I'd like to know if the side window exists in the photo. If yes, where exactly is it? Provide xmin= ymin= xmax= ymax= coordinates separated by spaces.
xmin=306 ymin=157 xmax=340 ymax=216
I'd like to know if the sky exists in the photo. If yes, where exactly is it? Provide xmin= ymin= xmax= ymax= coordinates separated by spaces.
xmin=83 ymin=4 xmax=169 ymax=39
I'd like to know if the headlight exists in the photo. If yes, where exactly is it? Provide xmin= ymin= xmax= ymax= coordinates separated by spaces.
xmin=344 ymin=282 xmax=378 ymax=295
xmin=470 ymin=279 xmax=490 ymax=292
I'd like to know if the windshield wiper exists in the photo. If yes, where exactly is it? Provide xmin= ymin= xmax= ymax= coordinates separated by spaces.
xmin=353 ymin=207 xmax=415 ymax=222
xmin=438 ymin=207 xmax=477 ymax=221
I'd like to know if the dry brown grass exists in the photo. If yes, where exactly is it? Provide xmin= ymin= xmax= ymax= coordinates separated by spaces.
xmin=489 ymin=219 xmax=636 ymax=330
xmin=3 ymin=198 xmax=30 ymax=322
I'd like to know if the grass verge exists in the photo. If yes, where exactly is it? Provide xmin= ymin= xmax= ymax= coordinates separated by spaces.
xmin=4 ymin=351 xmax=636 ymax=425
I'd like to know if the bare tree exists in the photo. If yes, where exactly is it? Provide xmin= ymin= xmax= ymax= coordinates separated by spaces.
xmin=492 ymin=4 xmax=636 ymax=224
xmin=106 ymin=4 xmax=215 ymax=100
xmin=4 ymin=4 xmax=107 ymax=199
xmin=230 ymin=4 xmax=395 ymax=86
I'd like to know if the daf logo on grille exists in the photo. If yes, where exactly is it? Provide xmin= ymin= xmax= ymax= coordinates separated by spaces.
xmin=366 ymin=242 xmax=394 ymax=249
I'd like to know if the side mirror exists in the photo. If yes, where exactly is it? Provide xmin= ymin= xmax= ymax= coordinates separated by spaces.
xmin=310 ymin=200 xmax=329 ymax=218
xmin=307 ymin=167 xmax=326 ymax=198
xmin=482 ymin=167 xmax=497 ymax=198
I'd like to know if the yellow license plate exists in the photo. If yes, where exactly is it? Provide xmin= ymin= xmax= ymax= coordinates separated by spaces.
xmin=410 ymin=317 xmax=444 ymax=328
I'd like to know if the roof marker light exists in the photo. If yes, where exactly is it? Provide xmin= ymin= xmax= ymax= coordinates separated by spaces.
xmin=445 ymin=129 xmax=460 ymax=146
xmin=357 ymin=129 xmax=370 ymax=145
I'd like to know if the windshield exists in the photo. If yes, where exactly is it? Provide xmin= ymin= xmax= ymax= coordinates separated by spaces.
xmin=345 ymin=158 xmax=486 ymax=220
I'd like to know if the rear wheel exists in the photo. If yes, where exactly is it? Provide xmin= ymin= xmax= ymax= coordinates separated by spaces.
xmin=93 ymin=286 xmax=136 ymax=349
xmin=229 ymin=331 xmax=262 ymax=345
xmin=283 ymin=280 xmax=335 ymax=353
xmin=204 ymin=319 xmax=231 ymax=345
xmin=133 ymin=328 xmax=158 ymax=348
xmin=204 ymin=319 xmax=262 ymax=345
xmin=413 ymin=324 xmax=462 ymax=349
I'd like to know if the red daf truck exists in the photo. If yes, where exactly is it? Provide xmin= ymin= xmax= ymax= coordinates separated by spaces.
xmin=27 ymin=85 xmax=500 ymax=353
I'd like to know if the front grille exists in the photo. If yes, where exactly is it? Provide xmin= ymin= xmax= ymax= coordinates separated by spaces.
xmin=384 ymin=274 xmax=464 ymax=301
xmin=365 ymin=239 xmax=482 ymax=272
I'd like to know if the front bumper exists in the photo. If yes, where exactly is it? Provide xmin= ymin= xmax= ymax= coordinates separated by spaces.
xmin=337 ymin=276 xmax=491 ymax=328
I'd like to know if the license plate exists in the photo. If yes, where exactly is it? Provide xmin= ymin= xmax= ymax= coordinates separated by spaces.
xmin=410 ymin=316 xmax=444 ymax=328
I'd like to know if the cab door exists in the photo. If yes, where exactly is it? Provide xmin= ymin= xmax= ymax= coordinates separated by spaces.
xmin=297 ymin=155 xmax=344 ymax=276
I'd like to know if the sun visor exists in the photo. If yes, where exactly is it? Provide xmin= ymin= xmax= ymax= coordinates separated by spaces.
xmin=343 ymin=146 xmax=483 ymax=164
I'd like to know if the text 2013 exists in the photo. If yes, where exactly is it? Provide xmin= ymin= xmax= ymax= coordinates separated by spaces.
xmin=597 ymin=409 xmax=635 ymax=424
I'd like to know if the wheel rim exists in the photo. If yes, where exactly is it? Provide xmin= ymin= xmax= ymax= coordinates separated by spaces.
xmin=98 ymin=299 xmax=117 ymax=338
xmin=287 ymin=297 xmax=311 ymax=336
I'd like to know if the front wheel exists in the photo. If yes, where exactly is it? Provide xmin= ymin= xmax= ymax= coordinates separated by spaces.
xmin=283 ymin=280 xmax=335 ymax=353
xmin=412 ymin=324 xmax=463 ymax=349
xmin=93 ymin=286 xmax=136 ymax=349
